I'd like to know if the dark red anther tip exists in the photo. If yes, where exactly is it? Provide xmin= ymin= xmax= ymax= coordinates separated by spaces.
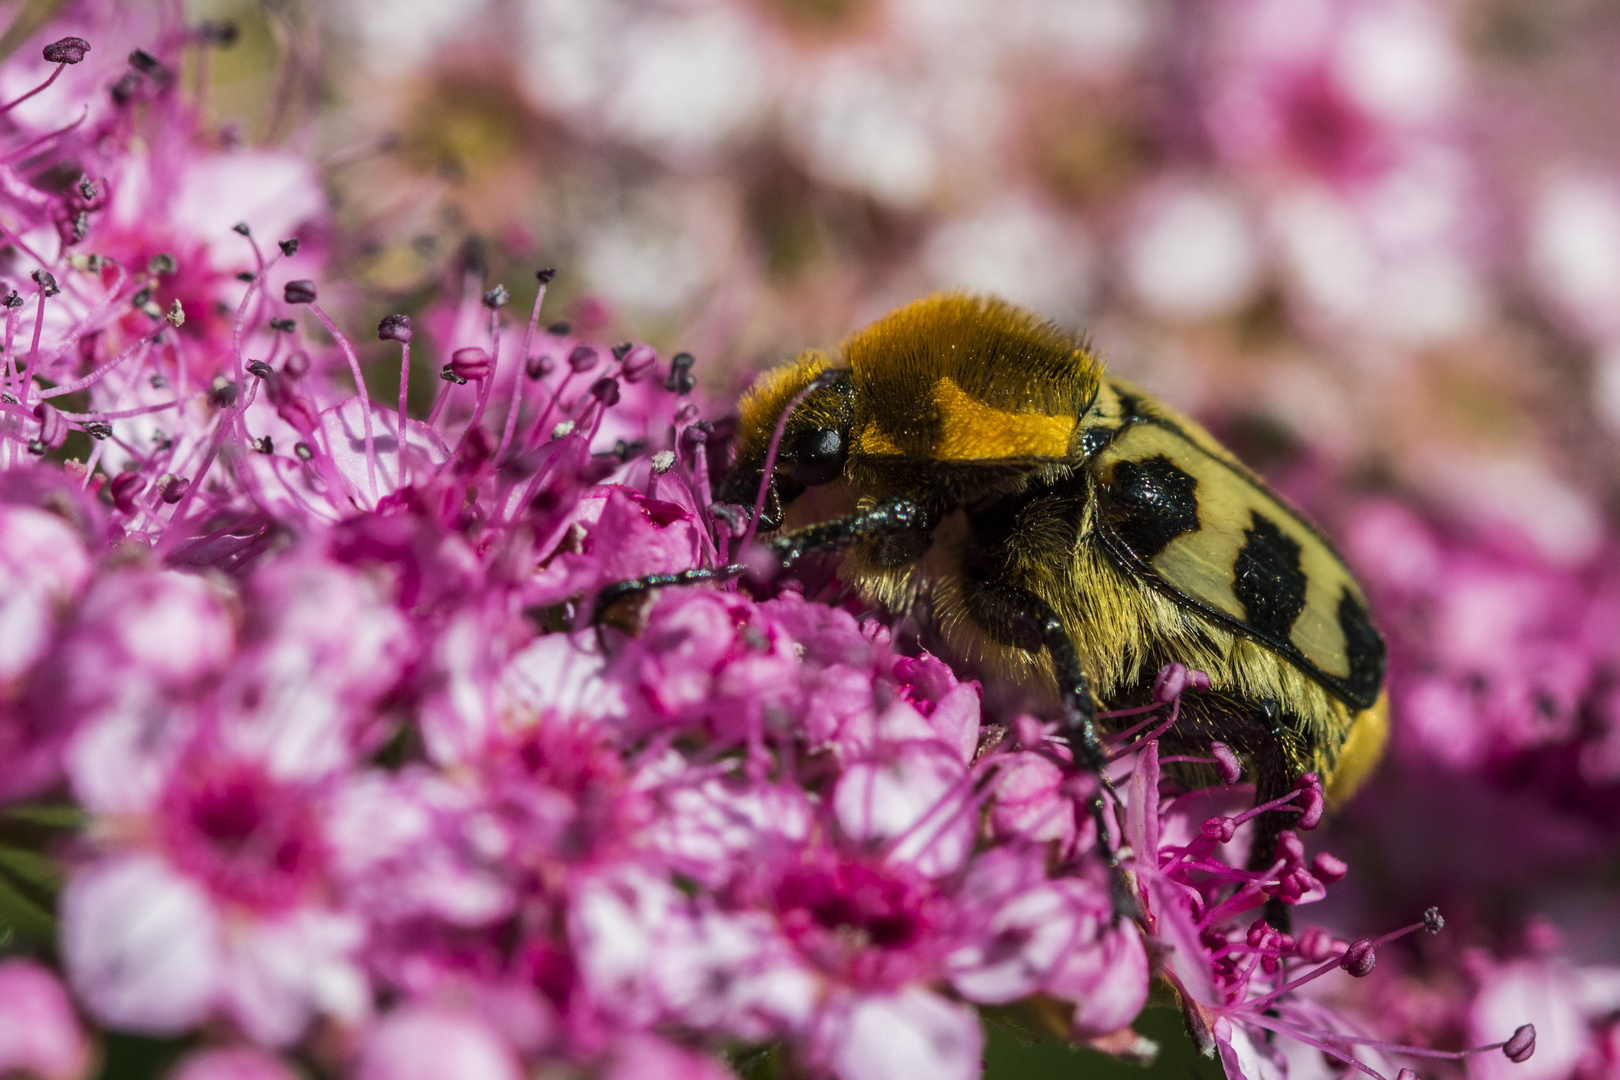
xmin=1339 ymin=938 xmax=1376 ymax=977
xmin=283 ymin=280 xmax=317 ymax=304
xmin=1503 ymin=1024 xmax=1535 ymax=1063
xmin=44 ymin=37 xmax=90 ymax=64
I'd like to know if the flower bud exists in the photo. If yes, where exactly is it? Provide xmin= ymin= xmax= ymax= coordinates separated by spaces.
xmin=1210 ymin=741 xmax=1241 ymax=785
xmin=1339 ymin=938 xmax=1376 ymax=977
xmin=568 ymin=344 xmax=598 ymax=373
xmin=283 ymin=279 xmax=317 ymax=304
xmin=621 ymin=344 xmax=658 ymax=382
xmin=43 ymin=36 xmax=91 ymax=64
xmin=1502 ymin=1024 xmax=1535 ymax=1063
xmin=378 ymin=314 xmax=412 ymax=343
xmin=109 ymin=471 xmax=145 ymax=514
xmin=32 ymin=403 xmax=67 ymax=449
xmin=1296 ymin=927 xmax=1337 ymax=962
xmin=1292 ymin=773 xmax=1325 ymax=830
xmin=449 ymin=347 xmax=491 ymax=380
xmin=1311 ymin=852 xmax=1348 ymax=884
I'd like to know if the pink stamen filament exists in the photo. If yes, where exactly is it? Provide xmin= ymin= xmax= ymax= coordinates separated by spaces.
xmin=0 ymin=62 xmax=66 ymax=113
xmin=307 ymin=301 xmax=377 ymax=501
xmin=495 ymin=280 xmax=548 ymax=464
xmin=395 ymin=339 xmax=411 ymax=444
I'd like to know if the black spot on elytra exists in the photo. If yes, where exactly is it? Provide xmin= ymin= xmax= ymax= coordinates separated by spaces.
xmin=1232 ymin=511 xmax=1307 ymax=640
xmin=1104 ymin=454 xmax=1200 ymax=559
xmin=1336 ymin=588 xmax=1385 ymax=709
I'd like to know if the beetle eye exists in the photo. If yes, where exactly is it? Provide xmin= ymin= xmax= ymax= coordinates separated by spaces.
xmin=789 ymin=427 xmax=844 ymax=486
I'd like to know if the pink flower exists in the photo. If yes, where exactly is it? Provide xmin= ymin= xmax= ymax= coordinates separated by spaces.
xmin=0 ymin=959 xmax=90 ymax=1080
xmin=357 ymin=1007 xmax=522 ymax=1080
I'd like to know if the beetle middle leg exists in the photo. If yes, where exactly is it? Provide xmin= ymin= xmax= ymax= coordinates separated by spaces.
xmin=959 ymin=575 xmax=1138 ymax=917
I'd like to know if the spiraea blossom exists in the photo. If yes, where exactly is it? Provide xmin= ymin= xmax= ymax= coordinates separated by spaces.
xmin=0 ymin=10 xmax=1563 ymax=1080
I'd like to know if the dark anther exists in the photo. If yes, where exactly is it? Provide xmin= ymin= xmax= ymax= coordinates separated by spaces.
xmin=591 ymin=377 xmax=620 ymax=406
xmin=43 ymin=37 xmax=91 ymax=64
xmin=1339 ymin=939 xmax=1376 ymax=978
xmin=209 ymin=376 xmax=239 ymax=408
xmin=110 ymin=72 xmax=141 ymax=105
xmin=77 ymin=177 xmax=98 ymax=201
xmin=611 ymin=342 xmax=631 ymax=362
xmin=546 ymin=321 xmax=571 ymax=335
xmin=131 ymin=288 xmax=151 ymax=308
xmin=482 ymin=284 xmax=510 ymax=309
xmin=82 ymin=420 xmax=112 ymax=440
xmin=283 ymin=280 xmax=317 ymax=304
xmin=535 ymin=267 xmax=556 ymax=283
xmin=568 ymin=344 xmax=598 ymax=373
xmin=269 ymin=317 xmax=296 ymax=332
xmin=128 ymin=48 xmax=162 ymax=73
xmin=665 ymin=351 xmax=696 ymax=394
xmin=159 ymin=475 xmax=190 ymax=503
xmin=236 ymin=271 xmax=255 ymax=282
xmin=254 ymin=435 xmax=274 ymax=454
xmin=193 ymin=21 xmax=239 ymax=47
xmin=440 ymin=365 xmax=468 ymax=385
xmin=0 ymin=393 xmax=14 ymax=404
xmin=278 ymin=237 xmax=300 ymax=258
xmin=678 ymin=420 xmax=713 ymax=453
xmin=70 ymin=213 xmax=89 ymax=242
xmin=31 ymin=270 xmax=59 ymax=297
xmin=26 ymin=439 xmax=45 ymax=455
xmin=1503 ymin=1024 xmax=1535 ymax=1063
xmin=449 ymin=347 xmax=491 ymax=380
xmin=232 ymin=222 xmax=251 ymax=236
xmin=378 ymin=314 xmax=412 ymax=342
xmin=148 ymin=253 xmax=177 ymax=275
xmin=293 ymin=442 xmax=314 ymax=461
xmin=149 ymin=374 xmax=167 ymax=388
xmin=525 ymin=354 xmax=554 ymax=380
xmin=247 ymin=361 xmax=273 ymax=379
xmin=1423 ymin=907 xmax=1445 ymax=934
xmin=2 ymin=292 xmax=21 ymax=309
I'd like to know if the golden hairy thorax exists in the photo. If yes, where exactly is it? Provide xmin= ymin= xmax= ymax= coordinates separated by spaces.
xmin=737 ymin=294 xmax=1388 ymax=804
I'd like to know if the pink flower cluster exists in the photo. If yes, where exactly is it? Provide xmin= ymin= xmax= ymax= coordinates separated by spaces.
xmin=0 ymin=12 xmax=1549 ymax=1080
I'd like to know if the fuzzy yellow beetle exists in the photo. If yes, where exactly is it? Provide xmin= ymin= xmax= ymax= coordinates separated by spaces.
xmin=707 ymin=294 xmax=1389 ymax=875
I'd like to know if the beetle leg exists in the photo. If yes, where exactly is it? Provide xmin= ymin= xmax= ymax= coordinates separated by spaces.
xmin=770 ymin=495 xmax=933 ymax=568
xmin=960 ymin=577 xmax=1138 ymax=919
xmin=593 ymin=496 xmax=932 ymax=625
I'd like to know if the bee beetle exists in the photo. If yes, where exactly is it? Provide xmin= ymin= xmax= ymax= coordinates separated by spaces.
xmin=708 ymin=294 xmax=1389 ymax=877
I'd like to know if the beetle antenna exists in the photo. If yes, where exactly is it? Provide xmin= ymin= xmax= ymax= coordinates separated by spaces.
xmin=737 ymin=370 xmax=837 ymax=555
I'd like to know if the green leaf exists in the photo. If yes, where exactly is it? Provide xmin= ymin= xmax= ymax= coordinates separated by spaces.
xmin=2 ymin=803 xmax=88 ymax=829
xmin=0 ymin=844 xmax=64 ymax=891
xmin=0 ymin=869 xmax=55 ymax=943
